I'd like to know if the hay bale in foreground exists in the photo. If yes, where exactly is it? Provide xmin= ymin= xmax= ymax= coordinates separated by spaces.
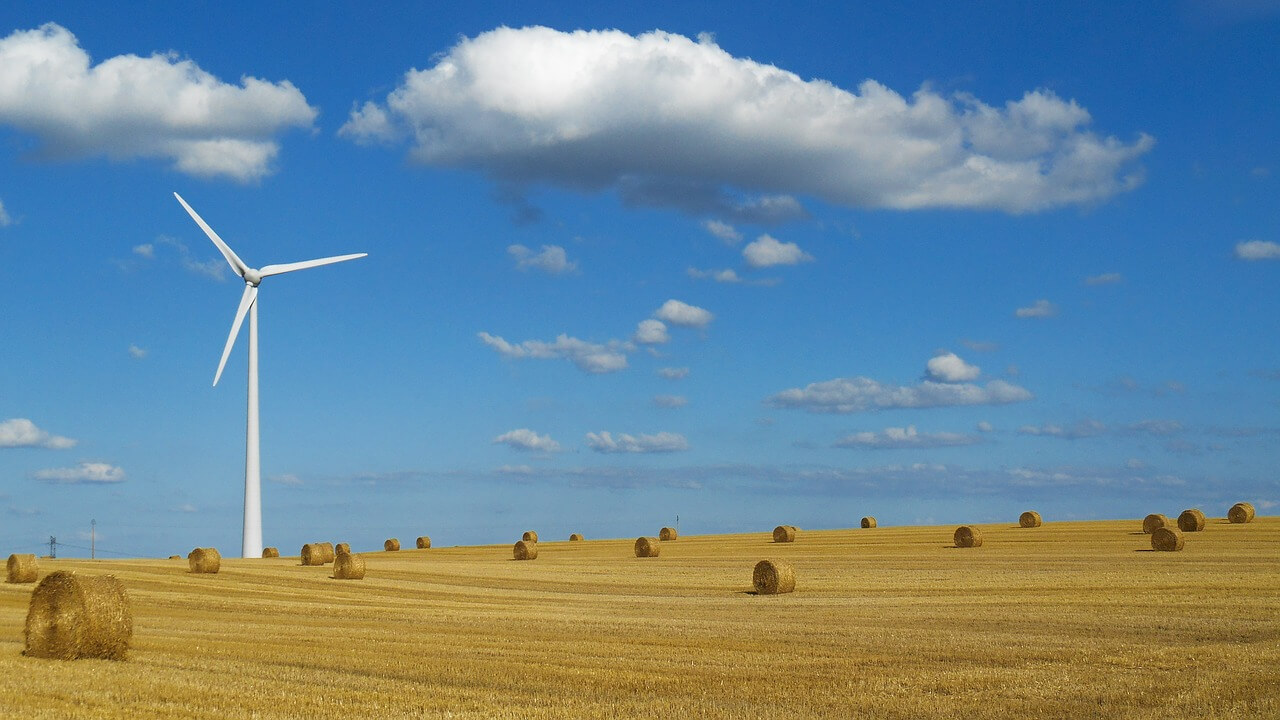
xmin=261 ymin=547 xmax=280 ymax=558
xmin=301 ymin=543 xmax=330 ymax=566
xmin=752 ymin=559 xmax=796 ymax=595
xmin=1228 ymin=502 xmax=1256 ymax=524
xmin=415 ymin=536 xmax=431 ymax=549
xmin=335 ymin=542 xmax=350 ymax=556
xmin=1152 ymin=526 xmax=1185 ymax=551
xmin=25 ymin=571 xmax=132 ymax=660
xmin=1177 ymin=509 xmax=1206 ymax=532
xmin=513 ymin=540 xmax=538 ymax=561
xmin=187 ymin=547 xmax=220 ymax=574
xmin=522 ymin=531 xmax=539 ymax=543
xmin=1019 ymin=511 xmax=1043 ymax=528
xmin=333 ymin=552 xmax=366 ymax=580
xmin=659 ymin=527 xmax=678 ymax=541
xmin=384 ymin=538 xmax=400 ymax=552
xmin=954 ymin=526 xmax=984 ymax=548
xmin=569 ymin=533 xmax=584 ymax=541
xmin=860 ymin=517 xmax=877 ymax=529
xmin=1142 ymin=514 xmax=1171 ymax=534
xmin=7 ymin=554 xmax=38 ymax=584
xmin=635 ymin=537 xmax=661 ymax=557
xmin=772 ymin=525 xmax=796 ymax=543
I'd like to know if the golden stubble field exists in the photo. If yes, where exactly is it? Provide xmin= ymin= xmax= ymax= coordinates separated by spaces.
xmin=1 ymin=518 xmax=1277 ymax=719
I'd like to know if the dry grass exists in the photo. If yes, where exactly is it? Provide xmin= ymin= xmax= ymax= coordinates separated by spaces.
xmin=1 ymin=518 xmax=1277 ymax=718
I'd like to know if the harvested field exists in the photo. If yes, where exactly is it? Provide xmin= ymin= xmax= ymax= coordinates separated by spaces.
xmin=0 ymin=518 xmax=1277 ymax=718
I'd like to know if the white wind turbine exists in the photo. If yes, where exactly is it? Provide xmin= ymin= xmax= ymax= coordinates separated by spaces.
xmin=174 ymin=192 xmax=366 ymax=558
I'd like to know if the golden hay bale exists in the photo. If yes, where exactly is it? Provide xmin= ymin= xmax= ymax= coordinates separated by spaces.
xmin=7 ymin=554 xmax=38 ymax=584
xmin=659 ymin=527 xmax=678 ymax=541
xmin=167 ymin=555 xmax=181 ymax=560
xmin=261 ymin=547 xmax=280 ymax=558
xmin=334 ymin=542 xmax=350 ymax=556
xmin=1142 ymin=514 xmax=1171 ymax=534
xmin=860 ymin=516 xmax=877 ymax=529
xmin=953 ymin=526 xmax=984 ymax=548
xmin=1177 ymin=508 xmax=1206 ymax=532
xmin=384 ymin=538 xmax=400 ymax=552
xmin=319 ymin=542 xmax=336 ymax=563
xmin=187 ymin=547 xmax=220 ymax=574
xmin=300 ymin=543 xmax=330 ymax=566
xmin=1152 ymin=526 xmax=1186 ymax=551
xmin=25 ymin=571 xmax=132 ymax=660
xmin=1019 ymin=511 xmax=1042 ymax=528
xmin=569 ymin=533 xmax=584 ymax=541
xmin=772 ymin=525 xmax=796 ymax=543
xmin=634 ymin=536 xmax=661 ymax=557
xmin=513 ymin=540 xmax=538 ymax=561
xmin=752 ymin=559 xmax=796 ymax=595
xmin=522 ymin=530 xmax=539 ymax=543
xmin=1228 ymin=502 xmax=1256 ymax=524
xmin=415 ymin=536 xmax=431 ymax=549
xmin=333 ymin=552 xmax=366 ymax=580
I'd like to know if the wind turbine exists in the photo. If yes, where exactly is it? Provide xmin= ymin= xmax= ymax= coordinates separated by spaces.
xmin=174 ymin=192 xmax=366 ymax=558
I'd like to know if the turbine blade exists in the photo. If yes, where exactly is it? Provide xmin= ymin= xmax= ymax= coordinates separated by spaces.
xmin=259 ymin=253 xmax=368 ymax=278
xmin=173 ymin=192 xmax=250 ymax=279
xmin=214 ymin=285 xmax=258 ymax=387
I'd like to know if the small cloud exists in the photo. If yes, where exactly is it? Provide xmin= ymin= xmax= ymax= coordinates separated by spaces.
xmin=493 ymin=428 xmax=561 ymax=453
xmin=654 ymin=299 xmax=714 ymax=328
xmin=834 ymin=425 xmax=981 ymax=449
xmin=177 ymin=503 xmax=198 ymax=513
xmin=742 ymin=234 xmax=813 ymax=268
xmin=157 ymin=236 xmax=227 ymax=282
xmin=702 ymin=219 xmax=741 ymax=244
xmin=687 ymin=267 xmax=780 ymax=287
xmin=478 ymin=331 xmax=629 ymax=374
xmin=653 ymin=394 xmax=687 ymax=408
xmin=1015 ymin=299 xmax=1058 ymax=318
xmin=508 ymin=244 xmax=578 ymax=274
xmin=132 ymin=243 xmax=155 ymax=258
xmin=1125 ymin=419 xmax=1184 ymax=436
xmin=1235 ymin=240 xmax=1280 ymax=261
xmin=976 ymin=421 xmax=994 ymax=432
xmin=0 ymin=199 xmax=12 ymax=227
xmin=1018 ymin=420 xmax=1107 ymax=439
xmin=33 ymin=461 xmax=124 ymax=484
xmin=0 ymin=418 xmax=76 ymax=449
xmin=585 ymin=431 xmax=689 ymax=453
xmin=269 ymin=473 xmax=303 ymax=486
xmin=926 ymin=352 xmax=980 ymax=383
xmin=1084 ymin=272 xmax=1123 ymax=285
xmin=768 ymin=376 xmax=1032 ymax=414
xmin=633 ymin=319 xmax=669 ymax=345
xmin=657 ymin=367 xmax=689 ymax=380
xmin=128 ymin=344 xmax=147 ymax=359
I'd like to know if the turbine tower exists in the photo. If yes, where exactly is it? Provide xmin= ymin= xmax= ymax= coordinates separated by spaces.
xmin=174 ymin=192 xmax=366 ymax=558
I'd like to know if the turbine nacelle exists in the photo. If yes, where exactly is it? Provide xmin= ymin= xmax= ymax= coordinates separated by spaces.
xmin=244 ymin=268 xmax=263 ymax=287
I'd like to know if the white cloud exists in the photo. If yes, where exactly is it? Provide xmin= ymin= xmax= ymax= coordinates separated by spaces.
xmin=1015 ymin=299 xmax=1058 ymax=318
xmin=767 ymin=376 xmax=1032 ymax=413
xmin=925 ymin=352 xmax=980 ymax=383
xmin=1018 ymin=420 xmax=1107 ymax=439
xmin=743 ymin=234 xmax=813 ymax=268
xmin=633 ymin=319 xmax=669 ymax=345
xmin=657 ymin=367 xmax=689 ymax=380
xmin=0 ymin=199 xmax=10 ymax=227
xmin=654 ymin=299 xmax=714 ymax=328
xmin=493 ymin=428 xmax=561 ymax=452
xmin=177 ymin=503 xmax=198 ymax=513
xmin=585 ymin=431 xmax=689 ymax=453
xmin=1084 ymin=272 xmax=1123 ymax=285
xmin=834 ymin=425 xmax=981 ymax=449
xmin=0 ymin=24 xmax=316 ymax=182
xmin=0 ymin=418 xmax=76 ymax=449
xmin=132 ymin=243 xmax=154 ymax=258
xmin=33 ymin=461 xmax=124 ymax=484
xmin=478 ymin=331 xmax=629 ymax=374
xmin=508 ymin=244 xmax=577 ymax=274
xmin=976 ymin=421 xmax=995 ymax=432
xmin=703 ymin=219 xmax=741 ymax=244
xmin=128 ymin=344 xmax=147 ymax=359
xmin=269 ymin=473 xmax=303 ymax=486
xmin=155 ymin=235 xmax=227 ymax=281
xmin=687 ymin=267 xmax=779 ymax=287
xmin=341 ymin=26 xmax=1152 ymax=216
xmin=653 ymin=394 xmax=688 ymax=408
xmin=1235 ymin=240 xmax=1280 ymax=261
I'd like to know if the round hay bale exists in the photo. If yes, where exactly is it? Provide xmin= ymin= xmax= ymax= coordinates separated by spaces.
xmin=860 ymin=516 xmax=877 ymax=529
xmin=1142 ymin=514 xmax=1171 ymax=534
xmin=1177 ymin=509 xmax=1206 ymax=532
xmin=187 ymin=547 xmax=220 ymax=574
xmin=659 ymin=527 xmax=678 ymax=541
xmin=384 ymin=538 xmax=400 ymax=552
xmin=319 ymin=542 xmax=336 ymax=563
xmin=24 ymin=571 xmax=132 ymax=661
xmin=634 ymin=536 xmax=661 ymax=557
xmin=333 ymin=552 xmax=366 ymax=580
xmin=772 ymin=525 xmax=796 ymax=543
xmin=7 ymin=554 xmax=38 ymax=584
xmin=1019 ymin=511 xmax=1043 ymax=528
xmin=167 ymin=555 xmax=181 ymax=560
xmin=1152 ymin=526 xmax=1185 ymax=551
xmin=513 ymin=540 xmax=538 ymax=561
xmin=522 ymin=530 xmax=539 ymax=543
xmin=334 ymin=542 xmax=350 ymax=556
xmin=569 ymin=533 xmax=584 ymax=541
xmin=752 ymin=559 xmax=796 ymax=595
xmin=415 ymin=536 xmax=431 ymax=549
xmin=300 ymin=543 xmax=330 ymax=566
xmin=261 ymin=547 xmax=280 ymax=558
xmin=1228 ymin=502 xmax=1256 ymax=524
xmin=954 ymin=526 xmax=984 ymax=548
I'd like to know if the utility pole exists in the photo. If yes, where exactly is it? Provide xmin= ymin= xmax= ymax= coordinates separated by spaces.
xmin=91 ymin=519 xmax=96 ymax=560
xmin=49 ymin=535 xmax=56 ymax=559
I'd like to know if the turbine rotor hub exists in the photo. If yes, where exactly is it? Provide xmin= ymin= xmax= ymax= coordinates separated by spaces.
xmin=244 ymin=268 xmax=263 ymax=286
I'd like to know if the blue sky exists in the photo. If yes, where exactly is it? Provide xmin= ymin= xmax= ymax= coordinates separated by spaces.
xmin=1 ymin=2 xmax=1276 ymax=558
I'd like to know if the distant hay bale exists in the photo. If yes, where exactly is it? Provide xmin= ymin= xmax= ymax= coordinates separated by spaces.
xmin=415 ymin=536 xmax=431 ymax=549
xmin=7 ymin=554 xmax=38 ymax=583
xmin=261 ymin=547 xmax=279 ymax=558
xmin=318 ymin=542 xmax=336 ymax=563
xmin=167 ymin=555 xmax=181 ymax=560
xmin=1142 ymin=514 xmax=1171 ymax=534
xmin=513 ymin=540 xmax=538 ymax=561
xmin=569 ymin=533 xmax=584 ymax=541
xmin=1228 ymin=502 xmax=1256 ymax=524
xmin=522 ymin=531 xmax=539 ymax=543
xmin=333 ymin=552 xmax=366 ymax=580
xmin=634 ymin=537 xmax=661 ymax=557
xmin=860 ymin=517 xmax=877 ymax=529
xmin=384 ymin=538 xmax=400 ymax=552
xmin=24 ymin=571 xmax=132 ymax=661
xmin=300 ymin=543 xmax=330 ymax=566
xmin=1019 ymin=511 xmax=1042 ymax=528
xmin=772 ymin=525 xmax=796 ymax=543
xmin=752 ymin=559 xmax=796 ymax=595
xmin=659 ymin=527 xmax=678 ymax=541
xmin=1152 ymin=526 xmax=1185 ymax=551
xmin=334 ymin=543 xmax=350 ymax=556
xmin=1177 ymin=509 xmax=1206 ymax=532
xmin=953 ymin=526 xmax=984 ymax=548
xmin=187 ymin=547 xmax=220 ymax=574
